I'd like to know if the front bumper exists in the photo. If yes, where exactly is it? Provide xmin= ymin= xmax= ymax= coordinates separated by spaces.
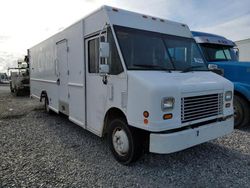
xmin=149 ymin=117 xmax=234 ymax=154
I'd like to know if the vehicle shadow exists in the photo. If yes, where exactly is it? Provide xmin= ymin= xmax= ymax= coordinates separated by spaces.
xmin=11 ymin=91 xmax=30 ymax=97
xmin=240 ymin=125 xmax=250 ymax=133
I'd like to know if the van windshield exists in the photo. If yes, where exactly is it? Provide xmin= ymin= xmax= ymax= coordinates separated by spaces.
xmin=200 ymin=44 xmax=238 ymax=62
xmin=114 ymin=26 xmax=207 ymax=71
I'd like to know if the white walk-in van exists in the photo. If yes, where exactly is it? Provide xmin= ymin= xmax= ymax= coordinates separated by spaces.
xmin=29 ymin=6 xmax=234 ymax=164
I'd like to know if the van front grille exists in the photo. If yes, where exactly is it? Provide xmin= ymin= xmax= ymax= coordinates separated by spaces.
xmin=181 ymin=93 xmax=223 ymax=123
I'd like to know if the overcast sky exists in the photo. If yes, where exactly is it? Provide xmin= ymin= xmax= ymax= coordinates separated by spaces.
xmin=0 ymin=0 xmax=250 ymax=72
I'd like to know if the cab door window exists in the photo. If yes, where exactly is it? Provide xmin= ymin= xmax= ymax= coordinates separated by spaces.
xmin=88 ymin=38 xmax=99 ymax=73
xmin=88 ymin=36 xmax=106 ymax=73
xmin=88 ymin=30 xmax=123 ymax=75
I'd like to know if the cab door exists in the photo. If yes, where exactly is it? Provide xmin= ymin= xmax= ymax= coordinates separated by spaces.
xmin=85 ymin=29 xmax=127 ymax=136
xmin=85 ymin=35 xmax=108 ymax=135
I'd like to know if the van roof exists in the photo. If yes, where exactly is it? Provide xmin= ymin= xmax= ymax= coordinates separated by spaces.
xmin=104 ymin=6 xmax=192 ymax=38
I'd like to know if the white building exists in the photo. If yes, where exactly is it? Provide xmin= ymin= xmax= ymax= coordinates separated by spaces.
xmin=235 ymin=38 xmax=250 ymax=62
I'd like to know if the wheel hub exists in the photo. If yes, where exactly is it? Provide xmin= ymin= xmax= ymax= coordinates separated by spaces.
xmin=113 ymin=129 xmax=129 ymax=156
xmin=234 ymin=101 xmax=242 ymax=125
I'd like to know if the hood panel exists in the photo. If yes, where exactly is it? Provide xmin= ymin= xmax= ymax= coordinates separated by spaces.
xmin=210 ymin=61 xmax=250 ymax=85
xmin=126 ymin=70 xmax=233 ymax=132
xmin=128 ymin=71 xmax=230 ymax=93
xmin=210 ymin=61 xmax=250 ymax=67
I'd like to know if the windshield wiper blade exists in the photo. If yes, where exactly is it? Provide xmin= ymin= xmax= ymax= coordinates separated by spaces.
xmin=181 ymin=65 xmax=207 ymax=73
xmin=133 ymin=64 xmax=161 ymax=68
xmin=133 ymin=64 xmax=172 ymax=72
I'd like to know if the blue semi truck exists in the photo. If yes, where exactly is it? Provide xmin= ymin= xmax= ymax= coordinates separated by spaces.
xmin=192 ymin=31 xmax=250 ymax=128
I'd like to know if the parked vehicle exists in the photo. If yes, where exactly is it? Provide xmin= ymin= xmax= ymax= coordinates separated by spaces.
xmin=0 ymin=72 xmax=9 ymax=84
xmin=8 ymin=58 xmax=30 ymax=96
xmin=29 ymin=6 xmax=234 ymax=164
xmin=192 ymin=31 xmax=250 ymax=128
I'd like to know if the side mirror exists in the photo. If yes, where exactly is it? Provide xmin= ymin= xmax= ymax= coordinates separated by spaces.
xmin=234 ymin=48 xmax=239 ymax=61
xmin=99 ymin=42 xmax=110 ymax=58
xmin=208 ymin=64 xmax=218 ymax=70
xmin=99 ymin=64 xmax=110 ymax=75
xmin=21 ymin=62 xmax=28 ymax=68
xmin=208 ymin=64 xmax=224 ymax=76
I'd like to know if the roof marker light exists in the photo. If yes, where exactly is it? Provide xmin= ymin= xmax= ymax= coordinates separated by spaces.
xmin=142 ymin=15 xmax=148 ymax=18
xmin=112 ymin=8 xmax=118 ymax=12
xmin=160 ymin=19 xmax=165 ymax=22
xmin=152 ymin=17 xmax=157 ymax=20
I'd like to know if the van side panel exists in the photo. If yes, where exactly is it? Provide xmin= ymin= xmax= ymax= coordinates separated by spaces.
xmin=30 ymin=34 xmax=59 ymax=111
xmin=67 ymin=21 xmax=85 ymax=127
xmin=30 ymin=21 xmax=85 ymax=126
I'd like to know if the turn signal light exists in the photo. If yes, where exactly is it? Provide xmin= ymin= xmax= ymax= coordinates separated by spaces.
xmin=225 ymin=103 xmax=231 ymax=108
xmin=143 ymin=111 xmax=149 ymax=118
xmin=163 ymin=113 xmax=173 ymax=120
xmin=144 ymin=119 xmax=149 ymax=124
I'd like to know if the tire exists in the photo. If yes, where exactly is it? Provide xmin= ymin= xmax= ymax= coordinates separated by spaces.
xmin=15 ymin=89 xmax=21 ymax=96
xmin=10 ymin=82 xmax=14 ymax=93
xmin=107 ymin=118 xmax=143 ymax=165
xmin=234 ymin=95 xmax=250 ymax=128
xmin=44 ymin=97 xmax=51 ymax=114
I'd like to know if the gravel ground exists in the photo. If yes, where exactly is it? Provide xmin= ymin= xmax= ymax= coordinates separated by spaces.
xmin=0 ymin=85 xmax=249 ymax=187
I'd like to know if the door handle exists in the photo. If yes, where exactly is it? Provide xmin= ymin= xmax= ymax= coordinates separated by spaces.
xmin=57 ymin=78 xmax=60 ymax=85
xmin=102 ymin=75 xmax=108 ymax=85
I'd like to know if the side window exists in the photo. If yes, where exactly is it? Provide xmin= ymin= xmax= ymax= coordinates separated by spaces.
xmin=215 ymin=50 xmax=225 ymax=59
xmin=88 ymin=38 xmax=99 ymax=73
xmin=224 ymin=49 xmax=232 ymax=60
xmin=107 ymin=28 xmax=123 ymax=75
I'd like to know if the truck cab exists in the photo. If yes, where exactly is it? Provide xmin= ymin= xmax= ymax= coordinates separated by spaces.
xmin=8 ymin=58 xmax=30 ymax=96
xmin=192 ymin=31 xmax=250 ymax=128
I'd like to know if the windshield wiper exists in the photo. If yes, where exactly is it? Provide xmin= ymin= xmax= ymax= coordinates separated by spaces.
xmin=133 ymin=64 xmax=172 ymax=72
xmin=162 ymin=39 xmax=176 ymax=70
xmin=181 ymin=65 xmax=207 ymax=73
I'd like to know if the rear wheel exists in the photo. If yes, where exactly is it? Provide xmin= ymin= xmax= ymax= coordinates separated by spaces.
xmin=10 ymin=82 xmax=14 ymax=93
xmin=234 ymin=95 xmax=250 ymax=128
xmin=44 ymin=97 xmax=51 ymax=114
xmin=107 ymin=118 xmax=143 ymax=165
xmin=14 ymin=88 xmax=21 ymax=96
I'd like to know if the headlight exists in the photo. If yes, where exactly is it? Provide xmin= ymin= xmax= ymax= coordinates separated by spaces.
xmin=225 ymin=91 xmax=233 ymax=101
xmin=162 ymin=97 xmax=175 ymax=111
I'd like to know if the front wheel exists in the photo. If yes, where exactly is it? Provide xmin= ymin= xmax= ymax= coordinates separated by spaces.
xmin=107 ymin=118 xmax=143 ymax=165
xmin=234 ymin=95 xmax=250 ymax=128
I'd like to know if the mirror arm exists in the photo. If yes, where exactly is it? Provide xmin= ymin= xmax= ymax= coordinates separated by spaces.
xmin=98 ymin=23 xmax=108 ymax=66
xmin=98 ymin=23 xmax=108 ymax=42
